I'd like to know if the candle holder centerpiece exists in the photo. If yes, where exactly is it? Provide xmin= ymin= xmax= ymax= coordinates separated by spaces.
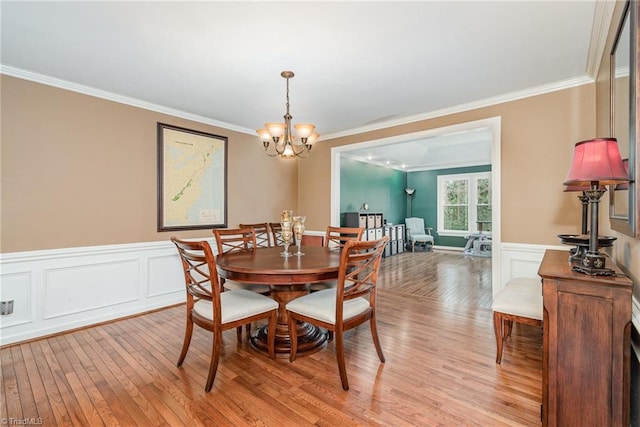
xmin=280 ymin=210 xmax=294 ymax=257
xmin=293 ymin=216 xmax=306 ymax=256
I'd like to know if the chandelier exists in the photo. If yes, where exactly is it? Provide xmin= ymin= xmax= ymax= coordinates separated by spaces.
xmin=256 ymin=71 xmax=319 ymax=159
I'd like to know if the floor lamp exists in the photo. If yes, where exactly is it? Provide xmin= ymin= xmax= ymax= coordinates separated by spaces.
xmin=405 ymin=188 xmax=415 ymax=217
xmin=563 ymin=138 xmax=628 ymax=275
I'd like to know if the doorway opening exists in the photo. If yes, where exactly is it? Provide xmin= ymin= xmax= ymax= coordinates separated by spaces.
xmin=330 ymin=116 xmax=502 ymax=296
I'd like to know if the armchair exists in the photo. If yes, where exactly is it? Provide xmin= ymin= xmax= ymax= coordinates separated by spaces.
xmin=404 ymin=217 xmax=434 ymax=252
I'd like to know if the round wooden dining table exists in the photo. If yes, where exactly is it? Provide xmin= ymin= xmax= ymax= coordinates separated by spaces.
xmin=215 ymin=245 xmax=342 ymax=357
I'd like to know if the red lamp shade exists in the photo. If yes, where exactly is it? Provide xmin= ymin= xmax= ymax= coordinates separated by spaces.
xmin=563 ymin=184 xmax=605 ymax=192
xmin=564 ymin=138 xmax=629 ymax=186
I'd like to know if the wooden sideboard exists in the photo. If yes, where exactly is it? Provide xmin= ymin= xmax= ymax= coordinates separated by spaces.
xmin=538 ymin=249 xmax=633 ymax=426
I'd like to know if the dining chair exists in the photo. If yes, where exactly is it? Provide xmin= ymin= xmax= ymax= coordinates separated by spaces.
xmin=325 ymin=226 xmax=365 ymax=250
xmin=212 ymin=228 xmax=271 ymax=294
xmin=212 ymin=227 xmax=272 ymax=339
xmin=309 ymin=226 xmax=365 ymax=292
xmin=286 ymin=236 xmax=389 ymax=391
xmin=239 ymin=222 xmax=272 ymax=248
xmin=171 ymin=237 xmax=278 ymax=392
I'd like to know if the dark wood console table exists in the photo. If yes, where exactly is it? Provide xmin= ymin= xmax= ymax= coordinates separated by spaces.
xmin=538 ymin=249 xmax=632 ymax=426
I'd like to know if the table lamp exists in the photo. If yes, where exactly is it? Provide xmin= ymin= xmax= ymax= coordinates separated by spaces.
xmin=561 ymin=183 xmax=613 ymax=262
xmin=563 ymin=137 xmax=629 ymax=275
xmin=564 ymin=184 xmax=590 ymax=235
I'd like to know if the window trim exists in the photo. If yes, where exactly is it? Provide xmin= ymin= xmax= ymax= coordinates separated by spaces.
xmin=437 ymin=171 xmax=491 ymax=237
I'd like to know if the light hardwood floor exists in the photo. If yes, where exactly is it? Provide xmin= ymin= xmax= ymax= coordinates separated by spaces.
xmin=1 ymin=250 xmax=543 ymax=426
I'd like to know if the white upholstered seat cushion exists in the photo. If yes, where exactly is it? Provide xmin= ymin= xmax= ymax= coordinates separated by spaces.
xmin=193 ymin=289 xmax=278 ymax=324
xmin=222 ymin=280 xmax=271 ymax=294
xmin=411 ymin=234 xmax=434 ymax=243
xmin=491 ymin=286 xmax=543 ymax=321
xmin=308 ymin=281 xmax=337 ymax=292
xmin=286 ymin=288 xmax=370 ymax=324
xmin=504 ymin=277 xmax=541 ymax=293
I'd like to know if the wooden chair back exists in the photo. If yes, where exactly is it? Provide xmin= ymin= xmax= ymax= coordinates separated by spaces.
xmin=324 ymin=226 xmax=364 ymax=250
xmin=239 ymin=223 xmax=271 ymax=248
xmin=212 ymin=227 xmax=257 ymax=255
xmin=171 ymin=237 xmax=221 ymax=321
xmin=336 ymin=236 xmax=388 ymax=307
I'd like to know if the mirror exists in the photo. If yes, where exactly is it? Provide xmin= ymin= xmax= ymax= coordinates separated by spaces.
xmin=610 ymin=0 xmax=638 ymax=237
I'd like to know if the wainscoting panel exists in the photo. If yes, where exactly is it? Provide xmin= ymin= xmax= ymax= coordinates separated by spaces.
xmin=0 ymin=270 xmax=33 ymax=328
xmin=0 ymin=241 xmax=187 ymax=346
xmin=498 ymin=242 xmax=565 ymax=295
xmin=147 ymin=253 xmax=184 ymax=298
xmin=43 ymin=259 xmax=140 ymax=319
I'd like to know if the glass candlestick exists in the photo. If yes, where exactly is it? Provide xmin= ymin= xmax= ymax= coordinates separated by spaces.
xmin=293 ymin=216 xmax=306 ymax=256
xmin=280 ymin=220 xmax=293 ymax=257
xmin=280 ymin=210 xmax=293 ymax=223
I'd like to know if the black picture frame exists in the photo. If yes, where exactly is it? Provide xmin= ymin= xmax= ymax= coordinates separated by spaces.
xmin=157 ymin=122 xmax=228 ymax=231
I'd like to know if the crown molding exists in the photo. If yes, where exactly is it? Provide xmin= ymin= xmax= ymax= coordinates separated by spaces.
xmin=2 ymin=64 xmax=594 ymax=141
xmin=585 ymin=0 xmax=616 ymax=78
xmin=0 ymin=64 xmax=256 ymax=135
xmin=321 ymin=75 xmax=594 ymax=141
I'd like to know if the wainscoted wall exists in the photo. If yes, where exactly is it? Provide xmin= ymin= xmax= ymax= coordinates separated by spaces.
xmin=1 ymin=239 xmax=638 ymax=364
xmin=499 ymin=242 xmax=564 ymax=287
xmin=0 ymin=240 xmax=203 ymax=346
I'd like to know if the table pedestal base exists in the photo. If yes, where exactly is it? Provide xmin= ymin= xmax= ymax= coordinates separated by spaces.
xmin=251 ymin=322 xmax=327 ymax=357
xmin=250 ymin=283 xmax=328 ymax=358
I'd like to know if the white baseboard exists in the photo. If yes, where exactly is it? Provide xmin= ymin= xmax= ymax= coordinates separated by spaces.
xmin=433 ymin=245 xmax=464 ymax=252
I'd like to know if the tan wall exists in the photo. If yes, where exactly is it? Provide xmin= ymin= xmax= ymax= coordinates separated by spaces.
xmin=1 ymin=75 xmax=298 ymax=252
xmin=596 ymin=2 xmax=640 ymax=290
xmin=299 ymin=85 xmax=596 ymax=245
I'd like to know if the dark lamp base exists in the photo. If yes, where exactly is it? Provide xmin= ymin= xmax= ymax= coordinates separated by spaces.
xmin=569 ymin=246 xmax=587 ymax=262
xmin=572 ymin=252 xmax=616 ymax=276
xmin=572 ymin=264 xmax=617 ymax=276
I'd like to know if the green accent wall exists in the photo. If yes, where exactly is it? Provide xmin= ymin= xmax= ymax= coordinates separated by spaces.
xmin=340 ymin=158 xmax=406 ymax=225
xmin=340 ymin=158 xmax=491 ymax=248
xmin=408 ymin=165 xmax=491 ymax=247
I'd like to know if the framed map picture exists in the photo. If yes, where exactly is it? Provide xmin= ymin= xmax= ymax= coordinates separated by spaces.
xmin=157 ymin=123 xmax=228 ymax=231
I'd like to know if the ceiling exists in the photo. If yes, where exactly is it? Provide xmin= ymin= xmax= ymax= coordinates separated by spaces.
xmin=0 ymin=1 xmax=610 ymax=170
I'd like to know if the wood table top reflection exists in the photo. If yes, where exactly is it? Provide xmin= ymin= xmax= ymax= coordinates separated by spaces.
xmin=216 ymin=245 xmax=342 ymax=357
xmin=215 ymin=246 xmax=342 ymax=285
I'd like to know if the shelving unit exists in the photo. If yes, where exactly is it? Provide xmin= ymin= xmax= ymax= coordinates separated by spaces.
xmin=341 ymin=212 xmax=404 ymax=257
xmin=383 ymin=224 xmax=404 ymax=257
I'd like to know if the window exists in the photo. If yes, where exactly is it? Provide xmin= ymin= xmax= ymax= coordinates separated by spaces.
xmin=437 ymin=172 xmax=491 ymax=236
